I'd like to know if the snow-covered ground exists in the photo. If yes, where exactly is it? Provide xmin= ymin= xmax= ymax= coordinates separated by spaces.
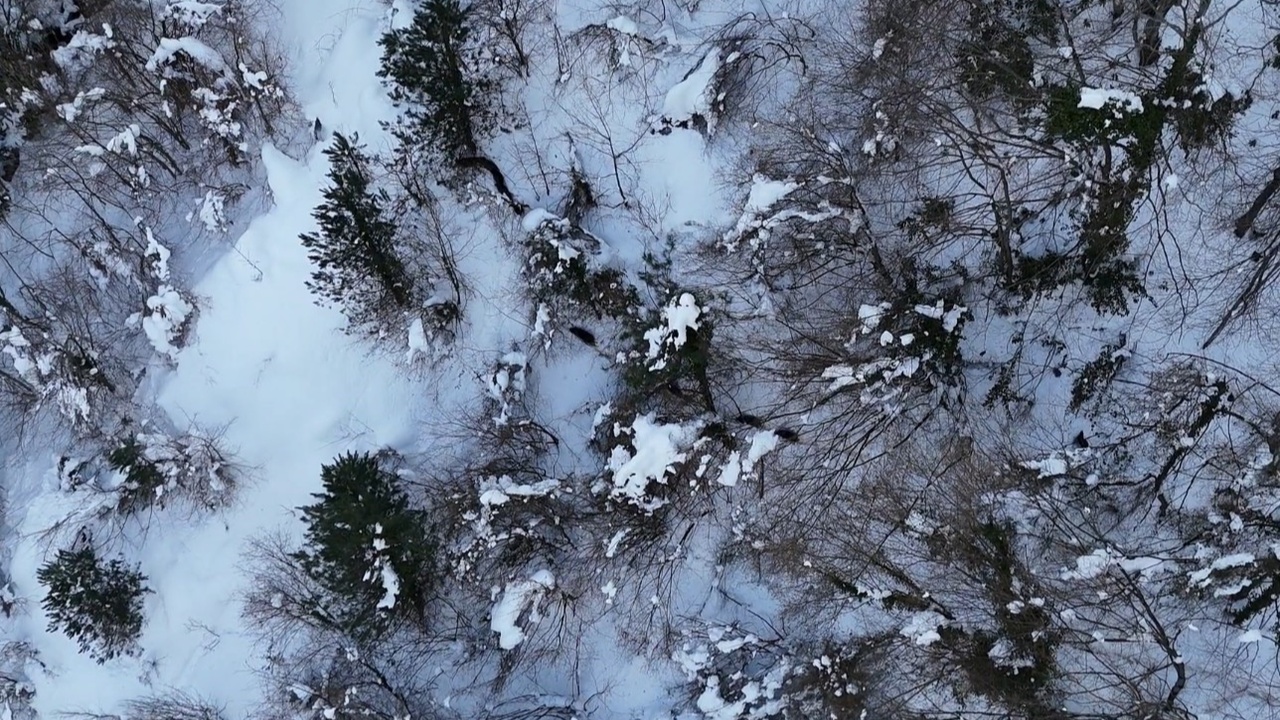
xmin=5 ymin=0 xmax=421 ymax=715
xmin=4 ymin=1 xmax=1269 ymax=718
xmin=2 ymin=0 xmax=741 ymax=714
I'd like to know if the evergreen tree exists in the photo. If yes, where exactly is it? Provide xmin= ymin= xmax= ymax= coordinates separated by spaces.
xmin=300 ymin=134 xmax=414 ymax=323
xmin=293 ymin=452 xmax=436 ymax=640
xmin=37 ymin=547 xmax=149 ymax=663
xmin=108 ymin=437 xmax=167 ymax=512
xmin=379 ymin=0 xmax=489 ymax=161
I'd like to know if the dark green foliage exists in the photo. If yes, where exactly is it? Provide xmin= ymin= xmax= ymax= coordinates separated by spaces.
xmin=300 ymin=134 xmax=414 ymax=322
xmin=1023 ymin=14 xmax=1243 ymax=317
xmin=621 ymin=293 xmax=718 ymax=414
xmin=1170 ymin=82 xmax=1251 ymax=152
xmin=1009 ymin=248 xmax=1145 ymax=315
xmin=1069 ymin=335 xmax=1128 ymax=412
xmin=1042 ymin=84 xmax=1157 ymax=151
xmin=524 ymin=219 xmax=641 ymax=320
xmin=293 ymin=452 xmax=436 ymax=640
xmin=784 ymin=640 xmax=885 ymax=720
xmin=897 ymin=197 xmax=954 ymax=241
xmin=957 ymin=1 xmax=1036 ymax=102
xmin=1014 ymin=86 xmax=1155 ymax=313
xmin=108 ymin=437 xmax=165 ymax=511
xmin=1077 ymin=183 xmax=1147 ymax=314
xmin=872 ymin=257 xmax=972 ymax=389
xmin=379 ymin=0 xmax=490 ymax=162
xmin=37 ymin=547 xmax=149 ymax=663
xmin=936 ymin=522 xmax=1059 ymax=713
xmin=1013 ymin=0 xmax=1060 ymax=42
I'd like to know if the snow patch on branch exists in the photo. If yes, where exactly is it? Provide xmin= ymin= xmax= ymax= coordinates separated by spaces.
xmin=52 ymin=28 xmax=116 ymax=70
xmin=367 ymin=525 xmax=401 ymax=610
xmin=901 ymin=610 xmax=947 ymax=646
xmin=166 ymin=1 xmax=224 ymax=27
xmin=717 ymin=430 xmax=781 ymax=487
xmin=1078 ymin=87 xmax=1144 ymax=113
xmin=644 ymin=293 xmax=704 ymax=369
xmin=146 ymin=37 xmax=231 ymax=77
xmin=490 ymin=570 xmax=556 ymax=649
xmin=607 ymin=414 xmax=697 ymax=510
xmin=134 ymin=230 xmax=194 ymax=361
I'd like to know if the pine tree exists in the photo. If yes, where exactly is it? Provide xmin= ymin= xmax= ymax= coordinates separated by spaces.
xmin=300 ymin=134 xmax=414 ymax=323
xmin=293 ymin=452 xmax=436 ymax=640
xmin=37 ymin=546 xmax=150 ymax=663
xmin=108 ymin=437 xmax=167 ymax=512
xmin=379 ymin=0 xmax=489 ymax=162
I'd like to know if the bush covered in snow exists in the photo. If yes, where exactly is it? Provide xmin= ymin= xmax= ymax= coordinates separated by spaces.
xmin=618 ymin=291 xmax=719 ymax=415
xmin=522 ymin=213 xmax=640 ymax=324
xmin=107 ymin=428 xmax=237 ymax=512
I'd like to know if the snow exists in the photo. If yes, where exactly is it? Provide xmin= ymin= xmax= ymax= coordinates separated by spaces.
xmin=5 ymin=0 xmax=424 ymax=714
xmin=521 ymin=207 xmax=560 ymax=232
xmin=478 ymin=475 xmax=560 ymax=507
xmin=130 ymin=138 xmax=416 ymax=709
xmin=51 ymin=29 xmax=115 ymax=70
xmin=604 ymin=529 xmax=628 ymax=558
xmin=605 ymin=15 xmax=639 ymax=36
xmin=913 ymin=300 xmax=966 ymax=332
xmin=644 ymin=293 xmax=704 ymax=367
xmin=1117 ymin=556 xmax=1164 ymax=575
xmin=55 ymin=88 xmax=105 ymax=123
xmin=660 ymin=48 xmax=721 ymax=132
xmin=167 ymin=1 xmax=223 ymax=26
xmin=607 ymin=415 xmax=696 ymax=508
xmin=370 ymin=526 xmax=400 ymax=610
xmin=745 ymin=431 xmax=780 ymax=471
xmin=195 ymin=189 xmax=229 ymax=232
xmin=859 ymin=303 xmax=889 ymax=333
xmin=406 ymin=317 xmax=427 ymax=361
xmin=1239 ymin=629 xmax=1267 ymax=644
xmin=240 ymin=63 xmax=270 ymax=90
xmin=661 ymin=294 xmax=703 ymax=347
xmin=1022 ymin=454 xmax=1069 ymax=478
xmin=722 ymin=175 xmax=801 ymax=247
xmin=1078 ymin=87 xmax=1145 ymax=113
xmin=697 ymin=675 xmax=758 ymax=720
xmin=146 ymin=37 xmax=231 ymax=76
xmin=141 ymin=285 xmax=193 ymax=360
xmin=901 ymin=610 xmax=947 ymax=646
xmin=1189 ymin=553 xmax=1257 ymax=587
xmin=872 ymin=36 xmax=889 ymax=60
xmin=490 ymin=570 xmax=556 ymax=650
xmin=105 ymin=125 xmax=141 ymax=156
xmin=1063 ymin=548 xmax=1120 ymax=580
xmin=716 ymin=453 xmax=741 ymax=487
xmin=821 ymin=356 xmax=920 ymax=393
xmin=743 ymin=176 xmax=800 ymax=219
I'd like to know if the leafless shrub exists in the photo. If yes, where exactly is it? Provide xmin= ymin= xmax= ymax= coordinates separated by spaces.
xmin=123 ymin=691 xmax=225 ymax=720
xmin=700 ymin=12 xmax=815 ymax=127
